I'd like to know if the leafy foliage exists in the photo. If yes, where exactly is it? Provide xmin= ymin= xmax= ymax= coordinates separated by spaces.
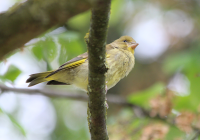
xmin=128 ymin=83 xmax=165 ymax=108
xmin=32 ymin=37 xmax=57 ymax=62
xmin=0 ymin=65 xmax=21 ymax=82
xmin=58 ymin=32 xmax=84 ymax=65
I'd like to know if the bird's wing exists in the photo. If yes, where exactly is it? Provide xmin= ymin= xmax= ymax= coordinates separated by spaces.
xmin=57 ymin=44 xmax=114 ymax=70
xmin=59 ymin=52 xmax=88 ymax=69
xmin=46 ymin=52 xmax=88 ymax=78
xmin=46 ymin=45 xmax=113 ymax=78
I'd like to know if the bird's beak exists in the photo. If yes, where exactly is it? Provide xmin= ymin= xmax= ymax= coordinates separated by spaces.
xmin=130 ymin=42 xmax=139 ymax=49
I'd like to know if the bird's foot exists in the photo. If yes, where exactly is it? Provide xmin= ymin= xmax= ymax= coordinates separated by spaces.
xmin=105 ymin=81 xmax=109 ymax=109
xmin=105 ymin=81 xmax=108 ymax=94
xmin=105 ymin=99 xmax=109 ymax=109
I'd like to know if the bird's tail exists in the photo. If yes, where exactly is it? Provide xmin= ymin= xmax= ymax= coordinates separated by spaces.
xmin=26 ymin=71 xmax=53 ymax=87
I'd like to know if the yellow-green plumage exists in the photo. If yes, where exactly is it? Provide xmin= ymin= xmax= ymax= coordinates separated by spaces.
xmin=26 ymin=71 xmax=53 ymax=87
xmin=26 ymin=36 xmax=139 ymax=91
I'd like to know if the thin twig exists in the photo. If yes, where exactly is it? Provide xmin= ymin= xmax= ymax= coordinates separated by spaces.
xmin=0 ymin=84 xmax=87 ymax=101
xmin=0 ymin=84 xmax=138 ymax=107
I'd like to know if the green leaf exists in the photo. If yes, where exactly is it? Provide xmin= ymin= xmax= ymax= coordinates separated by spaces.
xmin=169 ymin=48 xmax=200 ymax=111
xmin=42 ymin=37 xmax=57 ymax=62
xmin=2 ymin=65 xmax=21 ymax=82
xmin=8 ymin=114 xmax=26 ymax=136
xmin=166 ymin=126 xmax=184 ymax=140
xmin=58 ymin=36 xmax=85 ymax=65
xmin=32 ymin=45 xmax=43 ymax=60
xmin=32 ymin=37 xmax=57 ymax=62
xmin=173 ymin=58 xmax=200 ymax=111
xmin=163 ymin=52 xmax=192 ymax=75
xmin=174 ymin=96 xmax=196 ymax=111
xmin=127 ymin=83 xmax=165 ymax=108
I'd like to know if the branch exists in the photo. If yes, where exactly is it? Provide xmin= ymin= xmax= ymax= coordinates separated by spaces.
xmin=1 ymin=84 xmax=199 ymax=135
xmin=0 ymin=84 xmax=88 ymax=101
xmin=0 ymin=0 xmax=91 ymax=60
xmin=86 ymin=0 xmax=111 ymax=140
xmin=0 ymin=84 xmax=142 ymax=109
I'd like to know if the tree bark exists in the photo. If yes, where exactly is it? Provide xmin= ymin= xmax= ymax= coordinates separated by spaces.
xmin=0 ymin=0 xmax=91 ymax=60
xmin=86 ymin=0 xmax=111 ymax=140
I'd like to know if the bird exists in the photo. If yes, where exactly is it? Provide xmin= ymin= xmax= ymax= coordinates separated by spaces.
xmin=26 ymin=36 xmax=139 ymax=91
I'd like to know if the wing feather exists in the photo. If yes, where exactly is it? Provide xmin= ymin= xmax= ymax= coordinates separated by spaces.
xmin=45 ymin=46 xmax=112 ymax=79
xmin=46 ymin=52 xmax=88 ymax=78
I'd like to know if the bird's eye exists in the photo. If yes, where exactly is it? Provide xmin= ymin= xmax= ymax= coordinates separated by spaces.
xmin=123 ymin=40 xmax=127 ymax=42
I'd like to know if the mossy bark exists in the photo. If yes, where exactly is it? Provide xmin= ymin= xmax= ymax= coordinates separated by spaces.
xmin=0 ymin=0 xmax=91 ymax=60
xmin=86 ymin=0 xmax=111 ymax=140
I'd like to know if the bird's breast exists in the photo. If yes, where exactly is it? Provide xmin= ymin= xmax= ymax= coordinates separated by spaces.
xmin=72 ymin=49 xmax=135 ymax=91
xmin=106 ymin=49 xmax=135 ymax=89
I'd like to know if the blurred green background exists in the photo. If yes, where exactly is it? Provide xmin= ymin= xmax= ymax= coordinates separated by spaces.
xmin=0 ymin=0 xmax=200 ymax=140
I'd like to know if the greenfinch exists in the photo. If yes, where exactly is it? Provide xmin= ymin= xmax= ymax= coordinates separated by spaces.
xmin=26 ymin=36 xmax=139 ymax=91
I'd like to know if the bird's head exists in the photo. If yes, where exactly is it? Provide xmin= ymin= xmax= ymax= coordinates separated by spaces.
xmin=114 ymin=36 xmax=139 ymax=54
